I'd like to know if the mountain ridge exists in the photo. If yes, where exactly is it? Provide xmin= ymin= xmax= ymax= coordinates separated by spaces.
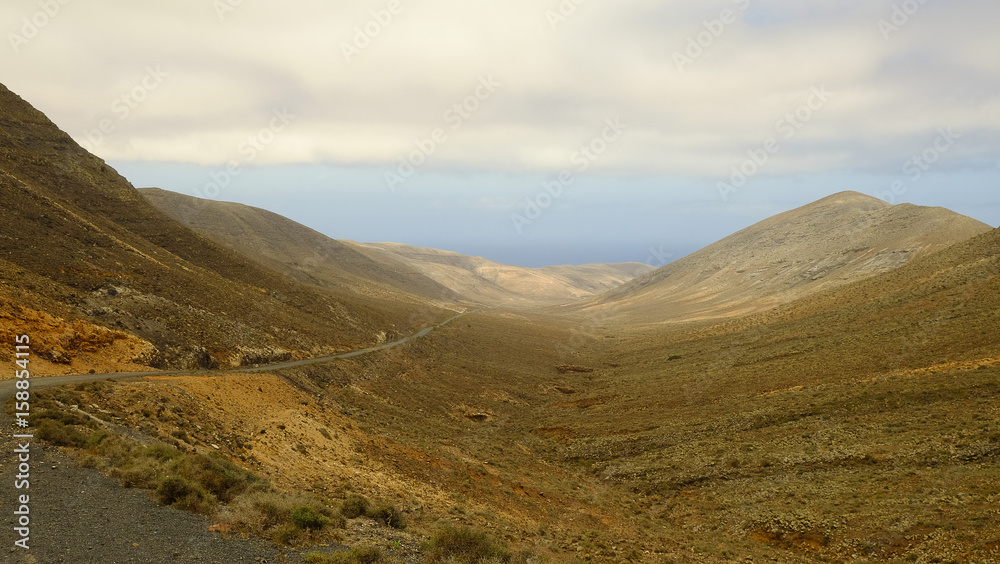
xmin=582 ymin=190 xmax=992 ymax=322
xmin=0 ymin=82 xmax=440 ymax=372
xmin=140 ymin=188 xmax=653 ymax=307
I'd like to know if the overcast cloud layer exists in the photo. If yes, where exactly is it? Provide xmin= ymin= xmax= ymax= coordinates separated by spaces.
xmin=3 ymin=0 xmax=998 ymax=266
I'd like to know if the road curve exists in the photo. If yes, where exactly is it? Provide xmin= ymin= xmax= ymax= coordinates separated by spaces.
xmin=0 ymin=309 xmax=477 ymax=398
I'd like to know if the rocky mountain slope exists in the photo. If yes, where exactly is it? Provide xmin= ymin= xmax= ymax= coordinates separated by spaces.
xmin=140 ymin=188 xmax=652 ymax=307
xmin=583 ymin=191 xmax=992 ymax=323
xmin=0 ymin=83 xmax=442 ymax=373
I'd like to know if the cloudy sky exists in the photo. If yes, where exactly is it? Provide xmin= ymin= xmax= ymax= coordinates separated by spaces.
xmin=3 ymin=0 xmax=998 ymax=266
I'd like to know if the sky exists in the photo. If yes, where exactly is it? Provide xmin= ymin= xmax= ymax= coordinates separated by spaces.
xmin=2 ymin=0 xmax=998 ymax=267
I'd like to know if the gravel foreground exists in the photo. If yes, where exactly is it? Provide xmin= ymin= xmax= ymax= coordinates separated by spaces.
xmin=0 ymin=433 xmax=315 ymax=564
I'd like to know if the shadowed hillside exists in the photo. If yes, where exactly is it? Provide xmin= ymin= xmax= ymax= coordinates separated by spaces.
xmin=0 ymin=83 xmax=445 ymax=372
xmin=138 ymin=187 xmax=460 ymax=303
xmin=140 ymin=188 xmax=653 ymax=307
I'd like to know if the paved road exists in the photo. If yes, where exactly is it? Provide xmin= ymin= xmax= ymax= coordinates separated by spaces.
xmin=0 ymin=309 xmax=476 ymax=397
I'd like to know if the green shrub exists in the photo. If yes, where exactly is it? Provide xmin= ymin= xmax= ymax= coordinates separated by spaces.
xmin=156 ymin=476 xmax=198 ymax=505
xmin=141 ymin=442 xmax=181 ymax=462
xmin=341 ymin=494 xmax=370 ymax=519
xmin=291 ymin=505 xmax=331 ymax=530
xmin=32 ymin=408 xmax=90 ymax=427
xmin=180 ymin=453 xmax=259 ymax=503
xmin=37 ymin=419 xmax=88 ymax=447
xmin=116 ymin=463 xmax=157 ymax=488
xmin=86 ymin=429 xmax=110 ymax=449
xmin=424 ymin=525 xmax=512 ymax=564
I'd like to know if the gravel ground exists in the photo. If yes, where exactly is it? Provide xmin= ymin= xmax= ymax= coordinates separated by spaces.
xmin=0 ymin=421 xmax=318 ymax=563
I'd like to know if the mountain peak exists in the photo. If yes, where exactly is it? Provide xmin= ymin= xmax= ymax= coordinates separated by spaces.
xmin=810 ymin=191 xmax=891 ymax=210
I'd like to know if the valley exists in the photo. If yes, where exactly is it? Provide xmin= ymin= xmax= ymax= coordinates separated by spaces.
xmin=1 ymin=80 xmax=999 ymax=564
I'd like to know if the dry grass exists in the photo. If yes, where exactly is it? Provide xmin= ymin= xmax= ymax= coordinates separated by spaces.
xmin=12 ymin=226 xmax=999 ymax=562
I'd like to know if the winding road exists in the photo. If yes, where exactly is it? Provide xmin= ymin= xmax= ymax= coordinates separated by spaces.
xmin=0 ymin=309 xmax=476 ymax=398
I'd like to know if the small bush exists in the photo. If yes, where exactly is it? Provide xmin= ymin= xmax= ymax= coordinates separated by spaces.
xmin=227 ymin=491 xmax=344 ymax=544
xmin=370 ymin=501 xmax=407 ymax=530
xmin=341 ymin=494 xmax=370 ymax=519
xmin=37 ymin=419 xmax=88 ymax=448
xmin=272 ymin=523 xmax=300 ymax=545
xmin=180 ymin=453 xmax=259 ymax=503
xmin=141 ymin=442 xmax=181 ymax=462
xmin=156 ymin=475 xmax=202 ymax=507
xmin=86 ymin=429 xmax=110 ymax=449
xmin=116 ymin=463 xmax=157 ymax=488
xmin=291 ymin=505 xmax=331 ymax=530
xmin=32 ymin=408 xmax=90 ymax=427
xmin=424 ymin=525 xmax=512 ymax=564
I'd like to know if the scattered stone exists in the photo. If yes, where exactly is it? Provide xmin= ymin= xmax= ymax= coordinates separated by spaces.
xmin=556 ymin=364 xmax=594 ymax=374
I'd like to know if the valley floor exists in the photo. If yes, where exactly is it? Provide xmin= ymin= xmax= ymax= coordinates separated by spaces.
xmin=5 ymin=300 xmax=1000 ymax=563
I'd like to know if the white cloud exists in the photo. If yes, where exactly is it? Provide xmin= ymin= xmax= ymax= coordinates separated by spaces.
xmin=1 ymin=0 xmax=998 ymax=178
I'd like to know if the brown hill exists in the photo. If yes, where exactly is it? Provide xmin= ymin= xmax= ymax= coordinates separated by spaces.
xmin=138 ymin=188 xmax=460 ymax=303
xmin=0 ymin=83 xmax=441 ymax=373
xmin=359 ymin=241 xmax=652 ymax=306
xmin=584 ymin=191 xmax=991 ymax=322
xmin=526 ymin=226 xmax=1000 ymax=561
xmin=139 ymin=188 xmax=652 ymax=307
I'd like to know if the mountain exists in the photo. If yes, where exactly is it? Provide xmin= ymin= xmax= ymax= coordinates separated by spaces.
xmin=530 ymin=227 xmax=1000 ymax=563
xmin=583 ymin=191 xmax=992 ymax=323
xmin=0 ymin=83 xmax=439 ymax=373
xmin=358 ymin=241 xmax=652 ymax=305
xmin=138 ymin=188 xmax=460 ymax=303
xmin=139 ymin=188 xmax=653 ymax=307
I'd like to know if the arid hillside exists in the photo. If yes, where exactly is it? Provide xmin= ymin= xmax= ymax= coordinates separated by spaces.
xmin=359 ymin=242 xmax=652 ymax=306
xmin=532 ymin=225 xmax=1000 ymax=561
xmin=141 ymin=187 xmax=652 ymax=307
xmin=0 ymin=83 xmax=448 ymax=373
xmin=584 ymin=191 xmax=992 ymax=323
xmin=138 ymin=187 xmax=460 ymax=303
